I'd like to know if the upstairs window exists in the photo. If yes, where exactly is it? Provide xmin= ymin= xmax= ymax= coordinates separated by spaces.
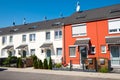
xmin=108 ymin=19 xmax=120 ymax=34
xmin=55 ymin=30 xmax=62 ymax=39
xmin=46 ymin=32 xmax=50 ymax=40
xmin=2 ymin=36 xmax=7 ymax=45
xmin=9 ymin=36 xmax=13 ymax=43
xmin=22 ymin=35 xmax=26 ymax=42
xmin=72 ymin=24 xmax=87 ymax=37
xmin=29 ymin=34 xmax=36 ymax=41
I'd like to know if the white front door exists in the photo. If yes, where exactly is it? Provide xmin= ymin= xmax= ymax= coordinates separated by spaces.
xmin=110 ymin=46 xmax=120 ymax=66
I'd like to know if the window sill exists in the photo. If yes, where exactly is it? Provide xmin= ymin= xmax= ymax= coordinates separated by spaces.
xmin=72 ymin=35 xmax=87 ymax=38
xmin=101 ymin=52 xmax=106 ymax=54
xmin=70 ymin=56 xmax=76 ymax=58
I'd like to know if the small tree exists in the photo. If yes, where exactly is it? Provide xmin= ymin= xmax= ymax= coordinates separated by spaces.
xmin=33 ymin=58 xmax=38 ymax=69
xmin=18 ymin=58 xmax=23 ymax=68
xmin=48 ymin=57 xmax=52 ymax=70
xmin=38 ymin=60 xmax=43 ymax=69
xmin=43 ymin=58 xmax=48 ymax=69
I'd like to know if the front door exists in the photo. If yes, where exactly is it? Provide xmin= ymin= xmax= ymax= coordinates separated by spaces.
xmin=22 ymin=50 xmax=26 ymax=58
xmin=79 ymin=46 xmax=87 ymax=64
xmin=110 ymin=46 xmax=120 ymax=66
xmin=46 ymin=49 xmax=51 ymax=61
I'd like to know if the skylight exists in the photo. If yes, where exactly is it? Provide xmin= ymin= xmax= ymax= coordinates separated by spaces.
xmin=29 ymin=26 xmax=37 ymax=29
xmin=52 ymin=22 xmax=61 ymax=26
xmin=10 ymin=28 xmax=19 ymax=32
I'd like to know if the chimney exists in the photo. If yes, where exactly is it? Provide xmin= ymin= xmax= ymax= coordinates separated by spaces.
xmin=76 ymin=1 xmax=80 ymax=12
xmin=23 ymin=18 xmax=26 ymax=24
xmin=44 ymin=16 xmax=47 ymax=21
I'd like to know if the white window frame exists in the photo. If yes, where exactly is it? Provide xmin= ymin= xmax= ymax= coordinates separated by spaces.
xmin=9 ymin=36 xmax=13 ymax=43
xmin=69 ymin=45 xmax=76 ymax=57
xmin=101 ymin=45 xmax=106 ymax=53
xmin=54 ymin=30 xmax=62 ymax=39
xmin=56 ymin=48 xmax=62 ymax=56
xmin=29 ymin=34 xmax=36 ymax=42
xmin=2 ymin=36 xmax=7 ymax=45
xmin=46 ymin=32 xmax=50 ymax=40
xmin=30 ymin=49 xmax=35 ymax=55
xmin=108 ymin=18 xmax=120 ymax=34
xmin=22 ymin=35 xmax=26 ymax=42
xmin=91 ymin=45 xmax=96 ymax=54
xmin=72 ymin=23 xmax=87 ymax=37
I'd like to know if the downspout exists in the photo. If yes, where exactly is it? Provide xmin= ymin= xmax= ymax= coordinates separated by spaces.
xmin=62 ymin=23 xmax=66 ymax=64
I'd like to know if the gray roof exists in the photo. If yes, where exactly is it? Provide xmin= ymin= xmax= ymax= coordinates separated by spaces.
xmin=40 ymin=43 xmax=53 ymax=48
xmin=66 ymin=4 xmax=120 ymax=24
xmin=74 ymin=39 xmax=90 ymax=45
xmin=0 ymin=4 xmax=120 ymax=36
xmin=2 ymin=45 xmax=14 ymax=50
xmin=106 ymin=37 xmax=120 ymax=44
xmin=16 ymin=44 xmax=28 ymax=49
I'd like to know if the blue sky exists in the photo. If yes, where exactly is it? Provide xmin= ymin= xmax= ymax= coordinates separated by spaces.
xmin=0 ymin=0 xmax=120 ymax=28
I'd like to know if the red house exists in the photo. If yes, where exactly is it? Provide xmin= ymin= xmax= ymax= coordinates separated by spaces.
xmin=62 ymin=4 xmax=120 ymax=69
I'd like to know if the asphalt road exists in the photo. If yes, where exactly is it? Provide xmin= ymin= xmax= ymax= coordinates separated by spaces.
xmin=0 ymin=71 xmax=117 ymax=80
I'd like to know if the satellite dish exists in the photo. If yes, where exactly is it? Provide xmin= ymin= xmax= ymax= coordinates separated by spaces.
xmin=76 ymin=1 xmax=80 ymax=12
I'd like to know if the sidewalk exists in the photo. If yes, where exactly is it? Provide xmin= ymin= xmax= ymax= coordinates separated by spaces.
xmin=1 ymin=67 xmax=120 ymax=80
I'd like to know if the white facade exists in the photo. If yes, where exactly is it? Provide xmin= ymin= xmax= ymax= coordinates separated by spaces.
xmin=0 ymin=28 xmax=63 ymax=63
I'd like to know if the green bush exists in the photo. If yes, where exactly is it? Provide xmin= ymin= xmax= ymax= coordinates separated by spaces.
xmin=18 ymin=58 xmax=23 ymax=68
xmin=3 ymin=56 xmax=11 ymax=67
xmin=99 ymin=67 xmax=108 ymax=73
xmin=43 ymin=58 xmax=48 ymax=69
xmin=55 ymin=63 xmax=62 ymax=68
xmin=48 ymin=57 xmax=52 ymax=70
xmin=38 ymin=60 xmax=43 ymax=69
xmin=33 ymin=58 xmax=38 ymax=69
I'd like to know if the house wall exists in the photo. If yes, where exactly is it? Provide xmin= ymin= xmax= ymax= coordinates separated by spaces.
xmin=0 ymin=28 xmax=63 ymax=63
xmin=63 ymin=19 xmax=119 ymax=66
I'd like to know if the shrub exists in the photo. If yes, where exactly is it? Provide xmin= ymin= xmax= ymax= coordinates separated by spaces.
xmin=33 ymin=58 xmax=38 ymax=69
xmin=55 ymin=63 xmax=62 ymax=68
xmin=43 ymin=58 xmax=48 ymax=69
xmin=3 ymin=56 xmax=11 ymax=67
xmin=99 ymin=67 xmax=108 ymax=73
xmin=38 ymin=60 xmax=43 ymax=69
xmin=48 ymin=57 xmax=52 ymax=70
xmin=18 ymin=58 xmax=23 ymax=68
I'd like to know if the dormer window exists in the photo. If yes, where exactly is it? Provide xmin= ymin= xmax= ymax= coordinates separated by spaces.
xmin=29 ymin=26 xmax=37 ymax=29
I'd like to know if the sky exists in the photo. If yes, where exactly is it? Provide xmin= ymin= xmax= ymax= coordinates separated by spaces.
xmin=0 ymin=0 xmax=120 ymax=28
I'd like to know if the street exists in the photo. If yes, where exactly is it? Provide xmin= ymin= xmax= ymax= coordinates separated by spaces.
xmin=0 ymin=71 xmax=117 ymax=80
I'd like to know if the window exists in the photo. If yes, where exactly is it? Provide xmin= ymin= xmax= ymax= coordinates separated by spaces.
xmin=91 ymin=46 xmax=96 ymax=54
xmin=72 ymin=24 xmax=86 ymax=37
xmin=2 ymin=36 xmax=7 ymax=45
xmin=46 ymin=32 xmax=50 ymax=40
xmin=101 ymin=46 xmax=106 ymax=53
xmin=1 ymin=50 xmax=5 ymax=56
xmin=9 ymin=36 xmax=13 ymax=43
xmin=30 ymin=49 xmax=35 ymax=55
xmin=69 ymin=47 xmax=76 ymax=57
xmin=108 ymin=19 xmax=120 ymax=34
xmin=29 ymin=34 xmax=36 ymax=41
xmin=22 ymin=35 xmax=26 ymax=42
xmin=55 ymin=30 xmax=62 ymax=39
xmin=57 ymin=48 xmax=62 ymax=56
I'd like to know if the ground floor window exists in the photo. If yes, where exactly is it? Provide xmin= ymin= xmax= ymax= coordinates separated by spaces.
xmin=69 ymin=46 xmax=76 ymax=57
xmin=30 ymin=49 xmax=35 ymax=55
xmin=57 ymin=48 xmax=62 ymax=56
xmin=101 ymin=45 xmax=106 ymax=53
xmin=91 ymin=46 xmax=96 ymax=54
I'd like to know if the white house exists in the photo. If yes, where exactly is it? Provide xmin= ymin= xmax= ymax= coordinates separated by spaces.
xmin=0 ymin=18 xmax=66 ymax=63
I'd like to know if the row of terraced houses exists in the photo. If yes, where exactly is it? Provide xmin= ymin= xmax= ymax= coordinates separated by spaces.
xmin=0 ymin=4 xmax=120 ymax=68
